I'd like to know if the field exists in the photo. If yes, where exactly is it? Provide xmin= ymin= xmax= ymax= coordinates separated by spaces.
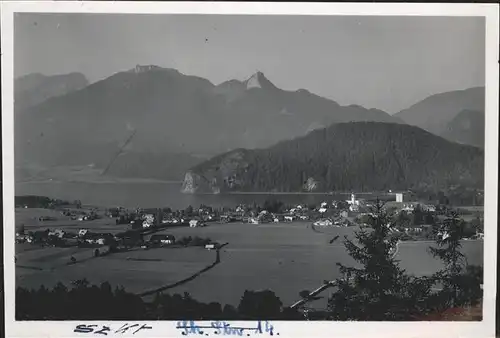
xmin=15 ymin=219 xmax=483 ymax=309
xmin=15 ymin=207 xmax=131 ymax=234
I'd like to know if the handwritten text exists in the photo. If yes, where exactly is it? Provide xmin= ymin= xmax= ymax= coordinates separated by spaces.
xmin=74 ymin=323 xmax=152 ymax=335
xmin=175 ymin=320 xmax=277 ymax=336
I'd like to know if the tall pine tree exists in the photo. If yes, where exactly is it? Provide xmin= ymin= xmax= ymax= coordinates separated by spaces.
xmin=428 ymin=211 xmax=483 ymax=314
xmin=328 ymin=200 xmax=432 ymax=320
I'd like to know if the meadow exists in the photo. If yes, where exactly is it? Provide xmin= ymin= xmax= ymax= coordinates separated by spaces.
xmin=15 ymin=207 xmax=131 ymax=234
xmin=15 ymin=220 xmax=483 ymax=309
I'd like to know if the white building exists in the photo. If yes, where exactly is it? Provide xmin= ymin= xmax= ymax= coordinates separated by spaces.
xmin=314 ymin=219 xmax=333 ymax=226
xmin=402 ymin=203 xmax=415 ymax=213
xmin=48 ymin=229 xmax=65 ymax=238
xmin=396 ymin=193 xmax=403 ymax=203
xmin=143 ymin=214 xmax=155 ymax=222
xmin=142 ymin=214 xmax=155 ymax=228
xmin=189 ymin=219 xmax=202 ymax=227
xmin=346 ymin=193 xmax=360 ymax=206
xmin=349 ymin=204 xmax=359 ymax=212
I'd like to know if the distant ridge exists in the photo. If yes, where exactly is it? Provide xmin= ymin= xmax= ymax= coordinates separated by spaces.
xmin=15 ymin=72 xmax=89 ymax=110
xmin=395 ymin=86 xmax=485 ymax=140
xmin=441 ymin=109 xmax=484 ymax=148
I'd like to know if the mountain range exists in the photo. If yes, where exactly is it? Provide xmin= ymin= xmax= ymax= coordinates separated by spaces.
xmin=14 ymin=66 xmax=485 ymax=185
xmin=15 ymin=65 xmax=404 ymax=181
xmin=15 ymin=72 xmax=89 ymax=111
xmin=395 ymin=86 xmax=485 ymax=147
xmin=182 ymin=122 xmax=484 ymax=194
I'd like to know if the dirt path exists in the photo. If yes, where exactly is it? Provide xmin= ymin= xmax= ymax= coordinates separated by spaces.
xmin=137 ymin=243 xmax=228 ymax=298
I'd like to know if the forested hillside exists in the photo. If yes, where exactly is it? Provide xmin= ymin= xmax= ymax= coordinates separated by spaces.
xmin=183 ymin=122 xmax=484 ymax=193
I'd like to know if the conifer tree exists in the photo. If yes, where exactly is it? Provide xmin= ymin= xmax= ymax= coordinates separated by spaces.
xmin=328 ymin=200 xmax=432 ymax=320
xmin=428 ymin=211 xmax=482 ymax=312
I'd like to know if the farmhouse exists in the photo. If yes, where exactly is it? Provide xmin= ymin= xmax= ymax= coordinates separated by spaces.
xmin=189 ymin=219 xmax=205 ymax=227
xmin=48 ymin=229 xmax=65 ymax=238
xmin=78 ymin=229 xmax=89 ymax=237
xmin=149 ymin=234 xmax=175 ymax=246
xmin=314 ymin=219 xmax=333 ymax=226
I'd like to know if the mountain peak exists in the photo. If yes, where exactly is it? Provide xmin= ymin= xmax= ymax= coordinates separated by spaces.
xmin=130 ymin=64 xmax=163 ymax=74
xmin=245 ymin=71 xmax=277 ymax=90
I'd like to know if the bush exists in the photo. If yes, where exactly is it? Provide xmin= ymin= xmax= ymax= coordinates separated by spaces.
xmin=177 ymin=236 xmax=212 ymax=247
xmin=190 ymin=236 xmax=212 ymax=247
xmin=238 ymin=290 xmax=283 ymax=319
xmin=177 ymin=236 xmax=193 ymax=246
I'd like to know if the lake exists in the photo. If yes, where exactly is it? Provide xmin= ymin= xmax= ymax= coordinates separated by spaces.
xmin=15 ymin=181 xmax=380 ymax=210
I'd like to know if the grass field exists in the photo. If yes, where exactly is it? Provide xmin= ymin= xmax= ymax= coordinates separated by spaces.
xmin=15 ymin=208 xmax=131 ymax=234
xmin=15 ymin=221 xmax=483 ymax=309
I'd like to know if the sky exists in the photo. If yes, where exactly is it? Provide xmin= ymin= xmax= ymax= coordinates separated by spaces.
xmin=14 ymin=13 xmax=485 ymax=113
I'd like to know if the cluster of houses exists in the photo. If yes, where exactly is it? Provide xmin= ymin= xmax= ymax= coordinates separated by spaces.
xmin=313 ymin=217 xmax=352 ymax=227
xmin=394 ymin=203 xmax=437 ymax=214
xmin=243 ymin=196 xmax=360 ymax=226
xmin=106 ymin=206 xmax=215 ymax=229
xmin=15 ymin=225 xmax=181 ymax=252
xmin=60 ymin=208 xmax=99 ymax=222
xmin=15 ymin=228 xmax=115 ymax=248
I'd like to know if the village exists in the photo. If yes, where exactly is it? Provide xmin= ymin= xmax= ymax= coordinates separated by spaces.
xmin=15 ymin=192 xmax=484 ymax=259
xmin=13 ymin=191 xmax=485 ymax=311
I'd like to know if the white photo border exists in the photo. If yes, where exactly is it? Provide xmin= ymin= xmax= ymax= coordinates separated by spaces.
xmin=2 ymin=2 xmax=499 ymax=338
